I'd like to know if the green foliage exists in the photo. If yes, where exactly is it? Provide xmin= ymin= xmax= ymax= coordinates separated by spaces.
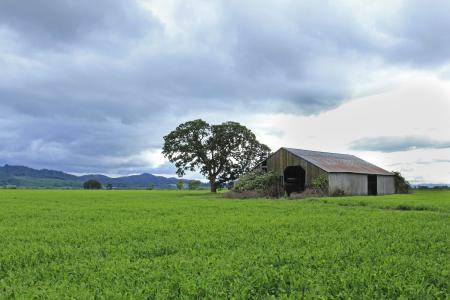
xmin=392 ymin=171 xmax=411 ymax=194
xmin=312 ymin=175 xmax=329 ymax=195
xmin=83 ymin=179 xmax=102 ymax=190
xmin=188 ymin=180 xmax=201 ymax=190
xmin=233 ymin=171 xmax=281 ymax=197
xmin=106 ymin=183 xmax=113 ymax=190
xmin=176 ymin=180 xmax=184 ymax=190
xmin=162 ymin=119 xmax=271 ymax=192
xmin=0 ymin=190 xmax=448 ymax=298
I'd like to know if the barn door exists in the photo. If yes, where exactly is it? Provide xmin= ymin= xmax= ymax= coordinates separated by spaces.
xmin=283 ymin=166 xmax=306 ymax=196
xmin=368 ymin=175 xmax=377 ymax=195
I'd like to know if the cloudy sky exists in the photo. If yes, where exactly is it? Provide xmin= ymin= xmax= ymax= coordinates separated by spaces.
xmin=1 ymin=0 xmax=449 ymax=184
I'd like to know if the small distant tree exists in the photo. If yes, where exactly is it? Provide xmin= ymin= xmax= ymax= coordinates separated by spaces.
xmin=188 ymin=180 xmax=201 ymax=190
xmin=148 ymin=183 xmax=155 ymax=190
xmin=163 ymin=119 xmax=271 ymax=193
xmin=83 ymin=180 xmax=102 ymax=190
xmin=392 ymin=171 xmax=411 ymax=194
xmin=106 ymin=183 xmax=113 ymax=190
xmin=176 ymin=180 xmax=184 ymax=190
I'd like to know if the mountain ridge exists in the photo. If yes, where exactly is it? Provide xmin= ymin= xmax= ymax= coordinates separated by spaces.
xmin=0 ymin=164 xmax=192 ymax=189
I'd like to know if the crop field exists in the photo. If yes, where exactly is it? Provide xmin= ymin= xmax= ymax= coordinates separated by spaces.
xmin=0 ymin=190 xmax=449 ymax=299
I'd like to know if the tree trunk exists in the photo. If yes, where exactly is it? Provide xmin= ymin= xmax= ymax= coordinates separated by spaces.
xmin=210 ymin=180 xmax=217 ymax=193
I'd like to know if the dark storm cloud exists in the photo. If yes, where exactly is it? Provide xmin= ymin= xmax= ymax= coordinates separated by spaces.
xmin=349 ymin=136 xmax=450 ymax=152
xmin=1 ymin=0 xmax=450 ymax=174
xmin=0 ymin=0 xmax=156 ymax=49
xmin=382 ymin=0 xmax=450 ymax=67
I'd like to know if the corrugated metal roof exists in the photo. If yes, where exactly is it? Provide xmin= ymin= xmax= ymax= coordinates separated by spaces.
xmin=284 ymin=148 xmax=393 ymax=175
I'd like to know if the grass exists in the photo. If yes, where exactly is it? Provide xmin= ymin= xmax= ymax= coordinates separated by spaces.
xmin=0 ymin=190 xmax=449 ymax=299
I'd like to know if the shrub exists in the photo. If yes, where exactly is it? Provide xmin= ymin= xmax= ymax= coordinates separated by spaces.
xmin=311 ymin=175 xmax=329 ymax=196
xmin=232 ymin=171 xmax=282 ymax=198
xmin=392 ymin=171 xmax=411 ymax=194
xmin=83 ymin=180 xmax=102 ymax=190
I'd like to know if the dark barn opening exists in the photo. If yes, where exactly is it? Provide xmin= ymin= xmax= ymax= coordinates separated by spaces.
xmin=368 ymin=175 xmax=377 ymax=195
xmin=283 ymin=166 xmax=306 ymax=195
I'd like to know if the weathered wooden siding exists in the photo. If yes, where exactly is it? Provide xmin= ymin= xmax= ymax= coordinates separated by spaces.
xmin=377 ymin=175 xmax=395 ymax=195
xmin=263 ymin=148 xmax=395 ymax=195
xmin=328 ymin=173 xmax=368 ymax=195
xmin=265 ymin=148 xmax=327 ymax=186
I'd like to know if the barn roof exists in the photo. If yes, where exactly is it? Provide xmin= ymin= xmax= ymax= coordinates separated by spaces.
xmin=283 ymin=147 xmax=393 ymax=176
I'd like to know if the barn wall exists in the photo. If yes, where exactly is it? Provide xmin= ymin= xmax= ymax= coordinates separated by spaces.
xmin=377 ymin=175 xmax=395 ymax=195
xmin=265 ymin=148 xmax=327 ymax=186
xmin=328 ymin=173 xmax=368 ymax=195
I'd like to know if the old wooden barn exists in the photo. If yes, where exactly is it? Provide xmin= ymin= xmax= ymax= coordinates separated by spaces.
xmin=260 ymin=147 xmax=395 ymax=195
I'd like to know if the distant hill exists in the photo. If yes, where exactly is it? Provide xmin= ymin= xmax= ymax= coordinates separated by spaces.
xmin=0 ymin=164 xmax=196 ymax=189
xmin=412 ymin=183 xmax=449 ymax=189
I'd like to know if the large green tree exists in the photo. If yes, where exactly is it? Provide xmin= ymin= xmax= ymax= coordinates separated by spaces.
xmin=163 ymin=119 xmax=271 ymax=192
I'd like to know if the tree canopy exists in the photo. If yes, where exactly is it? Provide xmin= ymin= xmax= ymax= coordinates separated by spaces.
xmin=83 ymin=179 xmax=102 ymax=190
xmin=188 ymin=180 xmax=201 ymax=190
xmin=163 ymin=119 xmax=271 ymax=192
xmin=176 ymin=180 xmax=184 ymax=190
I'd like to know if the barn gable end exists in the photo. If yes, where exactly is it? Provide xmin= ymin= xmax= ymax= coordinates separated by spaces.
xmin=264 ymin=148 xmax=327 ymax=186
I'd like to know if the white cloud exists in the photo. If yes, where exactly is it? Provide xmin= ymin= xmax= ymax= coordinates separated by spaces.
xmin=244 ymin=73 xmax=450 ymax=183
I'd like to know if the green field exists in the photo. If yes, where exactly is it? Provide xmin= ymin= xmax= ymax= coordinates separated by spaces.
xmin=0 ymin=190 xmax=449 ymax=299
